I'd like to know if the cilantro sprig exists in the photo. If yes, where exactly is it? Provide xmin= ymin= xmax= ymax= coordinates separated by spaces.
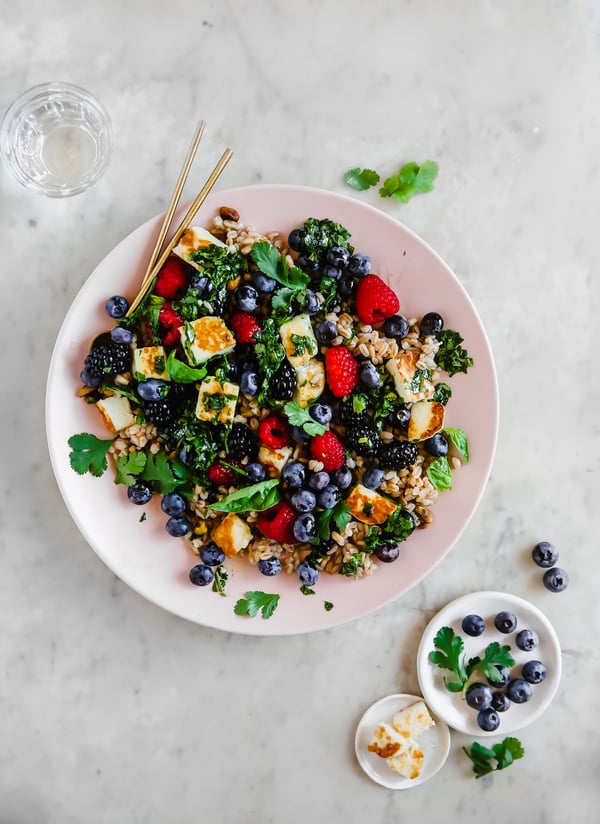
xmin=315 ymin=500 xmax=352 ymax=541
xmin=344 ymin=160 xmax=439 ymax=203
xmin=283 ymin=401 xmax=326 ymax=437
xmin=234 ymin=590 xmax=280 ymax=619
xmin=68 ymin=433 xmax=115 ymax=477
xmin=251 ymin=242 xmax=309 ymax=290
xmin=463 ymin=738 xmax=525 ymax=779
xmin=429 ymin=626 xmax=515 ymax=693
xmin=344 ymin=167 xmax=380 ymax=191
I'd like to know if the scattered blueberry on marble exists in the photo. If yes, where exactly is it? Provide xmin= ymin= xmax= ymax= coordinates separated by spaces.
xmin=543 ymin=567 xmax=569 ymax=593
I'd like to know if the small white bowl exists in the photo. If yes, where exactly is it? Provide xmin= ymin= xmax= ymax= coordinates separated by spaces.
xmin=354 ymin=693 xmax=451 ymax=789
xmin=416 ymin=591 xmax=562 ymax=736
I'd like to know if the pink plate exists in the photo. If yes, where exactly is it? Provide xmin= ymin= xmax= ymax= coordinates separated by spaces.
xmin=45 ymin=184 xmax=498 ymax=635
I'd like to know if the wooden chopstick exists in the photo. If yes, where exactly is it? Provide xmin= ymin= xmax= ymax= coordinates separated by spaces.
xmin=127 ymin=146 xmax=233 ymax=316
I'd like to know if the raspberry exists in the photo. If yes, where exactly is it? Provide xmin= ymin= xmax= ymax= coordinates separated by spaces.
xmin=158 ymin=303 xmax=184 ymax=348
xmin=310 ymin=431 xmax=346 ymax=471
xmin=325 ymin=346 xmax=359 ymax=397
xmin=154 ymin=257 xmax=188 ymax=300
xmin=257 ymin=415 xmax=292 ymax=448
xmin=207 ymin=460 xmax=242 ymax=485
xmin=355 ymin=274 xmax=400 ymax=325
xmin=257 ymin=501 xmax=297 ymax=544
xmin=230 ymin=311 xmax=261 ymax=344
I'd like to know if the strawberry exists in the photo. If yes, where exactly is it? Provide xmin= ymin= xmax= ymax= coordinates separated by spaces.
xmin=207 ymin=460 xmax=242 ymax=486
xmin=325 ymin=346 xmax=359 ymax=397
xmin=257 ymin=501 xmax=297 ymax=544
xmin=230 ymin=311 xmax=261 ymax=344
xmin=158 ymin=303 xmax=184 ymax=348
xmin=154 ymin=257 xmax=188 ymax=300
xmin=257 ymin=415 xmax=292 ymax=449
xmin=355 ymin=274 xmax=400 ymax=325
xmin=310 ymin=431 xmax=346 ymax=471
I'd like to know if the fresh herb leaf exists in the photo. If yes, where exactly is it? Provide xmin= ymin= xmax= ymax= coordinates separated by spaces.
xmin=290 ymin=333 xmax=317 ymax=357
xmin=339 ymin=552 xmax=365 ymax=576
xmin=363 ymin=507 xmax=415 ymax=553
xmin=443 ymin=427 xmax=470 ymax=462
xmin=414 ymin=160 xmax=439 ymax=192
xmin=68 ymin=433 xmax=115 ymax=477
xmin=234 ymin=590 xmax=280 ymax=619
xmin=467 ymin=642 xmax=515 ymax=684
xmin=302 ymin=218 xmax=353 ymax=263
xmin=167 ymin=351 xmax=208 ymax=383
xmin=255 ymin=318 xmax=287 ymax=406
xmin=463 ymin=738 xmax=525 ymax=779
xmin=139 ymin=512 xmax=147 ymax=522
xmin=316 ymin=275 xmax=339 ymax=315
xmin=435 ymin=330 xmax=474 ymax=376
xmin=212 ymin=565 xmax=228 ymax=596
xmin=140 ymin=451 xmax=183 ymax=495
xmin=379 ymin=160 xmax=439 ymax=203
xmin=283 ymin=401 xmax=327 ymax=437
xmin=114 ymin=451 xmax=147 ymax=486
xmin=427 ymin=456 xmax=453 ymax=491
xmin=182 ymin=244 xmax=247 ymax=318
xmin=251 ymin=242 xmax=310 ymax=290
xmin=433 ymin=383 xmax=452 ymax=405
xmin=428 ymin=626 xmax=469 ymax=691
xmin=271 ymin=287 xmax=297 ymax=313
xmin=324 ymin=601 xmax=334 ymax=611
xmin=300 ymin=585 xmax=316 ymax=595
xmin=102 ymin=383 xmax=140 ymax=403
xmin=344 ymin=167 xmax=380 ymax=191
xmin=315 ymin=500 xmax=352 ymax=541
xmin=210 ymin=479 xmax=281 ymax=513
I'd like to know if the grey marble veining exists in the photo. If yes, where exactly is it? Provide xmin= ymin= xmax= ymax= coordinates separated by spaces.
xmin=1 ymin=1 xmax=599 ymax=822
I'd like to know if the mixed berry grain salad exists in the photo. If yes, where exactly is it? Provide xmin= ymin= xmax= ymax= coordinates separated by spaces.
xmin=68 ymin=208 xmax=473 ymax=594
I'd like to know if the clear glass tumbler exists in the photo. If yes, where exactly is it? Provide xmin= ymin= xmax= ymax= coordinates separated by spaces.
xmin=0 ymin=82 xmax=112 ymax=197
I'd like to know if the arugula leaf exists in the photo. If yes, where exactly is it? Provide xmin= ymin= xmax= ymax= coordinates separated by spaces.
xmin=344 ymin=167 xmax=380 ymax=191
xmin=463 ymin=738 xmax=525 ymax=779
xmin=324 ymin=601 xmax=334 ymax=612
xmin=114 ymin=451 xmax=147 ymax=486
xmin=300 ymin=585 xmax=316 ymax=595
xmin=140 ymin=451 xmax=182 ymax=495
xmin=251 ymin=242 xmax=309 ymax=290
xmin=212 ymin=565 xmax=228 ymax=597
xmin=210 ymin=479 xmax=281 ymax=513
xmin=432 ymin=383 xmax=452 ymax=405
xmin=68 ymin=433 xmax=115 ymax=477
xmin=427 ymin=456 xmax=453 ymax=491
xmin=234 ymin=590 xmax=280 ymax=619
xmin=428 ymin=626 xmax=469 ymax=691
xmin=435 ymin=330 xmax=474 ymax=376
xmin=166 ymin=351 xmax=208 ymax=383
xmin=315 ymin=501 xmax=352 ymax=540
xmin=283 ymin=401 xmax=327 ymax=437
xmin=443 ymin=427 xmax=470 ymax=462
xmin=379 ymin=160 xmax=439 ymax=203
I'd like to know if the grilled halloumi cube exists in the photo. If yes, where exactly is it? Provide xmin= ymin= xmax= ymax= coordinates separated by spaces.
xmin=407 ymin=400 xmax=445 ymax=441
xmin=392 ymin=701 xmax=435 ymax=740
xmin=368 ymin=723 xmax=407 ymax=760
xmin=171 ymin=226 xmax=226 ymax=271
xmin=386 ymin=351 xmax=435 ymax=403
xmin=293 ymin=358 xmax=325 ymax=407
xmin=195 ymin=377 xmax=239 ymax=426
xmin=387 ymin=739 xmax=425 ymax=780
xmin=180 ymin=316 xmax=236 ymax=366
xmin=279 ymin=314 xmax=318 ymax=368
xmin=95 ymin=395 xmax=136 ymax=434
xmin=132 ymin=346 xmax=169 ymax=380
xmin=345 ymin=484 xmax=397 ymax=525
xmin=212 ymin=513 xmax=252 ymax=558
xmin=258 ymin=445 xmax=293 ymax=477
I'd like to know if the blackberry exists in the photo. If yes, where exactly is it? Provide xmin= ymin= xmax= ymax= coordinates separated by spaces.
xmin=378 ymin=440 xmax=419 ymax=470
xmin=339 ymin=396 xmax=368 ymax=428
xmin=227 ymin=423 xmax=258 ymax=461
xmin=144 ymin=399 xmax=175 ymax=432
xmin=269 ymin=358 xmax=297 ymax=401
xmin=83 ymin=343 xmax=130 ymax=378
xmin=345 ymin=423 xmax=381 ymax=457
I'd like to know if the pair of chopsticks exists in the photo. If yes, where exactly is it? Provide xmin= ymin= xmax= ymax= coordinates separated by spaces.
xmin=126 ymin=121 xmax=233 ymax=316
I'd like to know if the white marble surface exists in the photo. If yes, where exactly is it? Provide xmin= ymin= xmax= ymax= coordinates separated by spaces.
xmin=1 ymin=1 xmax=599 ymax=821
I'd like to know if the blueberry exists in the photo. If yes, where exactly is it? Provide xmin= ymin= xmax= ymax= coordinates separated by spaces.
xmin=297 ymin=561 xmax=319 ymax=587
xmin=110 ymin=326 xmax=133 ymax=345
xmin=303 ymin=289 xmax=319 ymax=315
xmin=326 ymin=245 xmax=350 ymax=268
xmin=240 ymin=370 xmax=260 ymax=396
xmin=291 ymin=425 xmax=311 ymax=444
xmin=297 ymin=254 xmax=319 ymax=274
xmin=105 ymin=295 xmax=129 ymax=319
xmin=200 ymin=541 xmax=225 ymax=567
xmin=487 ymin=666 xmax=511 ymax=688
xmin=494 ymin=610 xmax=518 ymax=633
xmin=465 ymin=682 xmax=493 ymax=710
xmin=309 ymin=403 xmax=332 ymax=425
xmin=80 ymin=368 xmax=102 ymax=388
xmin=532 ymin=541 xmax=559 ymax=568
xmin=375 ymin=543 xmax=400 ymax=563
xmin=137 ymin=379 xmax=169 ymax=402
xmin=491 ymin=691 xmax=511 ymax=713
xmin=322 ymin=264 xmax=342 ymax=281
xmin=258 ymin=556 xmax=282 ymax=576
xmin=522 ymin=660 xmax=546 ymax=684
xmin=516 ymin=628 xmax=539 ymax=652
xmin=383 ymin=314 xmax=409 ymax=340
xmin=506 ymin=678 xmax=533 ymax=703
xmin=348 ymin=253 xmax=371 ymax=278
xmin=477 ymin=708 xmax=500 ymax=732
xmin=127 ymin=482 xmax=152 ymax=505
xmin=315 ymin=320 xmax=338 ymax=343
xmin=338 ymin=275 xmax=356 ymax=300
xmin=288 ymin=227 xmax=306 ymax=252
xmin=420 ymin=312 xmax=444 ymax=337
xmin=290 ymin=489 xmax=317 ymax=513
xmin=282 ymin=461 xmax=306 ymax=489
xmin=424 ymin=434 xmax=449 ymax=458
xmin=363 ymin=467 xmax=385 ymax=490
xmin=293 ymin=513 xmax=317 ymax=542
xmin=317 ymin=484 xmax=341 ymax=510
xmin=388 ymin=405 xmax=411 ymax=429
xmin=308 ymin=471 xmax=330 ymax=491
xmin=359 ymin=361 xmax=381 ymax=389
xmin=190 ymin=274 xmax=211 ymax=297
xmin=166 ymin=516 xmax=191 ymax=537
xmin=461 ymin=614 xmax=485 ymax=637
xmin=236 ymin=284 xmax=259 ymax=313
xmin=543 ymin=566 xmax=569 ymax=592
xmin=332 ymin=466 xmax=353 ymax=490
xmin=161 ymin=492 xmax=186 ymax=516
xmin=245 ymin=462 xmax=267 ymax=483
xmin=252 ymin=271 xmax=277 ymax=293
xmin=189 ymin=564 xmax=214 ymax=586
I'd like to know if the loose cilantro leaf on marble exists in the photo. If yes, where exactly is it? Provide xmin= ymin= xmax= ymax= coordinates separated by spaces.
xmin=68 ymin=433 xmax=115 ymax=478
xmin=234 ymin=591 xmax=280 ymax=619
xmin=380 ymin=160 xmax=439 ymax=203
xmin=463 ymin=738 xmax=525 ymax=778
xmin=344 ymin=167 xmax=380 ymax=191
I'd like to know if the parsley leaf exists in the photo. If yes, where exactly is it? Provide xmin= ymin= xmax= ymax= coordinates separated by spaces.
xmin=467 ymin=641 xmax=515 ymax=684
xmin=212 ymin=565 xmax=228 ymax=597
xmin=344 ymin=167 xmax=380 ymax=191
xmin=283 ymin=401 xmax=326 ymax=437
xmin=300 ymin=585 xmax=315 ymax=595
xmin=435 ymin=330 xmax=474 ymax=376
xmin=140 ymin=451 xmax=183 ymax=495
xmin=426 ymin=456 xmax=453 ymax=491
xmin=443 ymin=427 xmax=470 ymax=462
xmin=210 ymin=479 xmax=281 ymax=513
xmin=315 ymin=500 xmax=352 ymax=540
xmin=463 ymin=738 xmax=525 ymax=779
xmin=234 ymin=590 xmax=280 ymax=619
xmin=324 ymin=601 xmax=334 ymax=612
xmin=68 ymin=433 xmax=115 ymax=477
xmin=379 ymin=160 xmax=439 ymax=203
xmin=428 ymin=626 xmax=469 ymax=692
xmin=251 ymin=242 xmax=309 ymax=290
xmin=114 ymin=451 xmax=147 ymax=486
